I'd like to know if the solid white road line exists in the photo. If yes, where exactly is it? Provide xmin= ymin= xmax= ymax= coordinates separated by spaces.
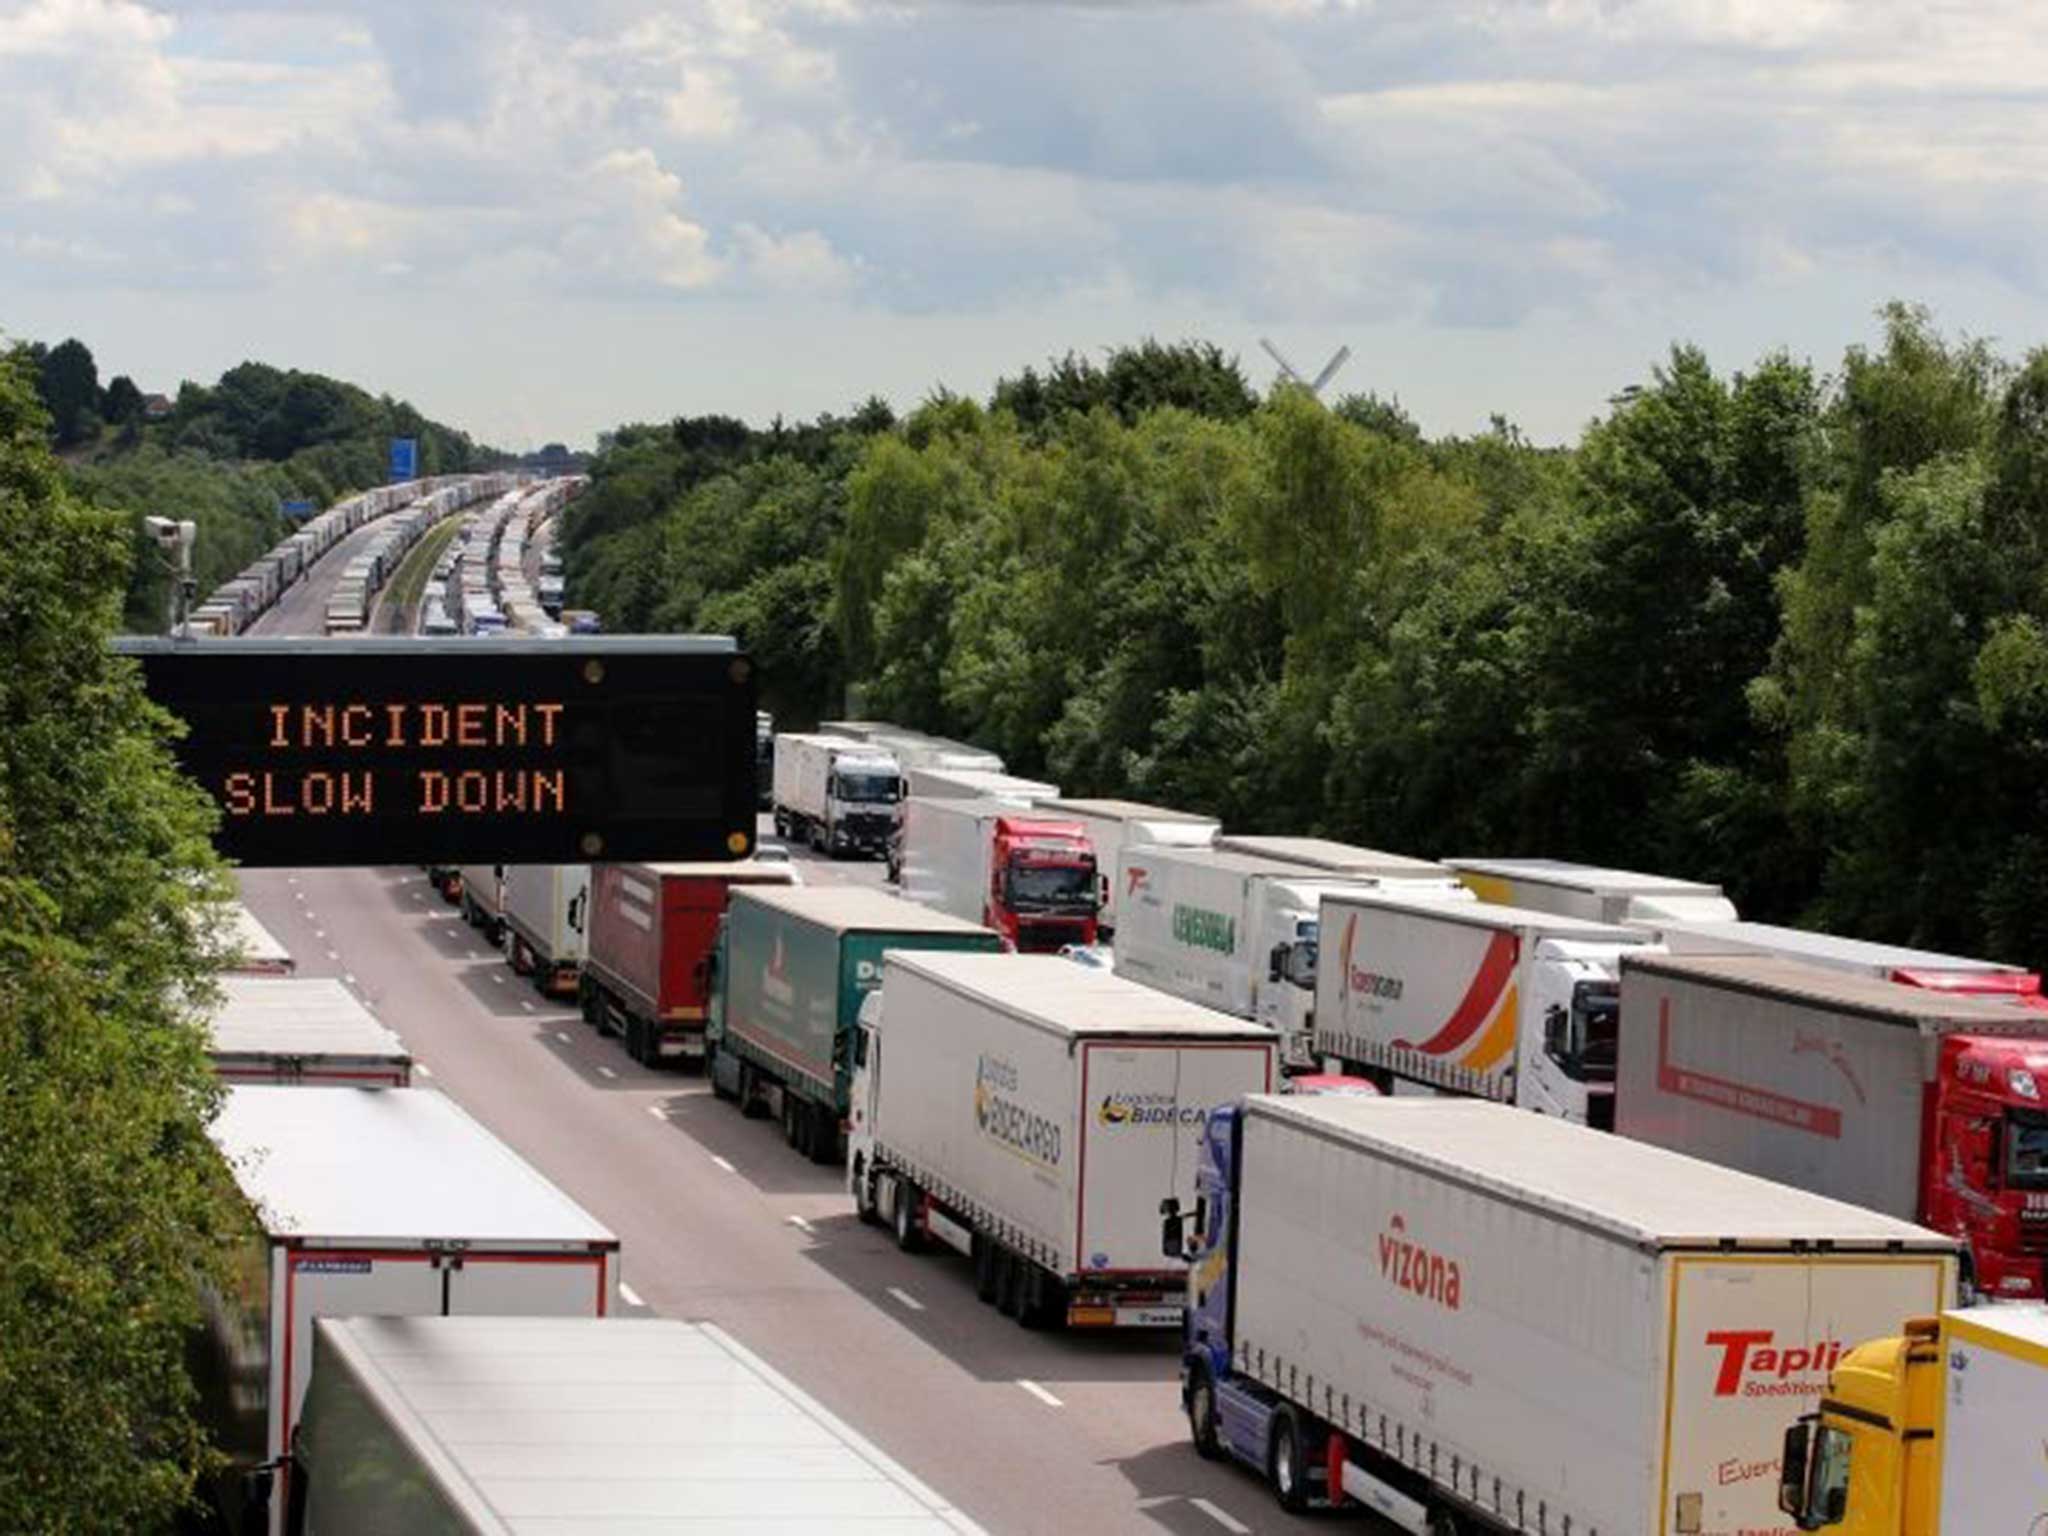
xmin=1017 ymin=1380 xmax=1064 ymax=1408
xmin=711 ymin=1155 xmax=735 ymax=1172
xmin=619 ymin=1282 xmax=644 ymax=1308
xmin=785 ymin=1215 xmax=814 ymax=1234
xmin=597 ymin=1065 xmax=618 ymax=1080
xmin=888 ymin=1287 xmax=925 ymax=1313
xmin=1191 ymin=1499 xmax=1251 ymax=1535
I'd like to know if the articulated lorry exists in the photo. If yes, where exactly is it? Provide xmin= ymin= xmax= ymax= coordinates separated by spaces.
xmin=1114 ymin=844 xmax=1469 ymax=1072
xmin=1213 ymin=834 xmax=1450 ymax=879
xmin=222 ymin=902 xmax=296 ymax=975
xmin=707 ymin=886 xmax=1002 ymax=1162
xmin=1314 ymin=892 xmax=1653 ymax=1126
xmin=499 ymin=863 xmax=588 ymax=997
xmin=821 ymin=721 xmax=1005 ymax=774
xmin=1034 ymin=798 xmax=1218 ymax=935
xmin=579 ymin=859 xmax=797 ymax=1067
xmin=196 ymin=1086 xmax=620 ymax=1535
xmin=1777 ymin=1306 xmax=2048 ymax=1535
xmin=1645 ymin=915 xmax=2048 ymax=1010
xmin=208 ymin=977 xmax=410 ymax=1086
xmin=905 ymin=765 xmax=1059 ymax=805
xmin=1165 ymin=1095 xmax=1956 ymax=1531
xmin=848 ymin=952 xmax=1277 ymax=1329
xmin=289 ymin=1316 xmax=986 ymax=1534
xmin=458 ymin=862 xmax=504 ymax=942
xmin=901 ymin=795 xmax=1100 ymax=953
xmin=772 ymin=732 xmax=903 ymax=858
xmin=1618 ymin=952 xmax=2048 ymax=1300
xmin=1444 ymin=856 xmax=1739 ymax=925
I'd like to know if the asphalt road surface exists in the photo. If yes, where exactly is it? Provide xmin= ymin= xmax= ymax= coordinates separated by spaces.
xmin=232 ymin=504 xmax=1308 ymax=1536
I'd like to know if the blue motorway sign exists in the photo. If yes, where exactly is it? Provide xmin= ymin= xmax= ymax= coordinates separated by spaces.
xmin=389 ymin=436 xmax=419 ymax=483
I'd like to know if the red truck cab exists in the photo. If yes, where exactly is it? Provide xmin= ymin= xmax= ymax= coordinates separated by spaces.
xmin=988 ymin=816 xmax=1100 ymax=954
xmin=1930 ymin=1033 xmax=2048 ymax=1299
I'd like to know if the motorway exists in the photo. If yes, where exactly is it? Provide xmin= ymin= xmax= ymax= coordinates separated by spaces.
xmin=233 ymin=493 xmax=1297 ymax=1536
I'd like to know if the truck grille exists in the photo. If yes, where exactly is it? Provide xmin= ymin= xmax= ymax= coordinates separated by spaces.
xmin=2021 ymin=1218 xmax=2048 ymax=1255
xmin=1014 ymin=921 xmax=1079 ymax=953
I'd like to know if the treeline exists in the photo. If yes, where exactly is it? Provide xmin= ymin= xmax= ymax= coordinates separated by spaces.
xmin=566 ymin=311 xmax=2048 ymax=969
xmin=11 ymin=335 xmax=498 ymax=628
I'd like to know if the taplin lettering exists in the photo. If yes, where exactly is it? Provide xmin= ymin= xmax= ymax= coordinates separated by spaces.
xmin=1171 ymin=904 xmax=1237 ymax=955
xmin=1376 ymin=1214 xmax=1461 ymax=1311
xmin=1704 ymin=1330 xmax=1845 ymax=1398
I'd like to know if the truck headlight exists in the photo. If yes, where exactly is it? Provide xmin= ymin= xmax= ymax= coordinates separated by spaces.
xmin=2011 ymin=1067 xmax=2040 ymax=1101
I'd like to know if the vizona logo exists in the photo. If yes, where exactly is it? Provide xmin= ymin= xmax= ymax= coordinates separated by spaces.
xmin=1377 ymin=1213 xmax=1461 ymax=1310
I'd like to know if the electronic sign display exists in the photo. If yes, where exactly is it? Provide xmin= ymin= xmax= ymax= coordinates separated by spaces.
xmin=117 ymin=637 xmax=757 ymax=867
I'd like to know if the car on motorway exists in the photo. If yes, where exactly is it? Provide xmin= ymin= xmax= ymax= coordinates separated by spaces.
xmin=751 ymin=840 xmax=803 ymax=882
xmin=1285 ymin=1072 xmax=1381 ymax=1097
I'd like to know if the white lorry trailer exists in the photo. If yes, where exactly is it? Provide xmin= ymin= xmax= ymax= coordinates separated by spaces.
xmin=196 ymin=1086 xmax=620 ymax=1535
xmin=821 ymin=721 xmax=1005 ymax=774
xmin=1444 ymin=856 xmax=1739 ymax=925
xmin=290 ymin=1317 xmax=986 ymax=1534
xmin=1313 ymin=891 xmax=1653 ymax=1126
xmin=222 ymin=901 xmax=296 ymax=975
xmin=1169 ymin=1095 xmax=1957 ymax=1531
xmin=1033 ymin=798 xmax=1218 ymax=934
xmin=772 ymin=732 xmax=903 ymax=858
xmin=1212 ymin=834 xmax=1451 ymax=880
xmin=1115 ymin=845 xmax=1470 ymax=1072
xmin=904 ymin=765 xmax=1059 ymax=805
xmin=1641 ymin=915 xmax=2047 ymax=1005
xmin=848 ymin=951 xmax=1277 ymax=1329
xmin=499 ymin=862 xmax=589 ymax=997
xmin=207 ymin=977 xmax=410 ymax=1086
xmin=458 ymin=861 xmax=504 ymax=942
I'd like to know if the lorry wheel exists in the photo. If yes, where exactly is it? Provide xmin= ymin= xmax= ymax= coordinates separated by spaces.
xmin=578 ymin=982 xmax=599 ymax=1026
xmin=1186 ymin=1368 xmax=1222 ymax=1460
xmin=709 ymin=1046 xmax=736 ymax=1102
xmin=973 ymin=1238 xmax=998 ymax=1303
xmin=996 ymin=1251 xmax=1023 ymax=1318
xmin=782 ymin=1094 xmax=803 ymax=1152
xmin=1426 ymin=1511 xmax=1463 ymax=1536
xmin=806 ymin=1104 xmax=838 ymax=1166
xmin=892 ymin=1183 xmax=922 ymax=1252
xmin=1269 ymin=1410 xmax=1309 ymax=1514
xmin=626 ymin=1017 xmax=651 ymax=1067
xmin=852 ymin=1158 xmax=877 ymax=1225
xmin=738 ymin=1062 xmax=767 ymax=1120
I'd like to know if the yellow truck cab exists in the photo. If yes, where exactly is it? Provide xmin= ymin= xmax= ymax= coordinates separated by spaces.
xmin=1778 ymin=1306 xmax=2048 ymax=1534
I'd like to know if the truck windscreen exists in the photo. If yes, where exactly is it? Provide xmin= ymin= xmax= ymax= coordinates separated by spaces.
xmin=832 ymin=772 xmax=900 ymax=803
xmin=2009 ymin=1109 xmax=2048 ymax=1189
xmin=1007 ymin=864 xmax=1095 ymax=911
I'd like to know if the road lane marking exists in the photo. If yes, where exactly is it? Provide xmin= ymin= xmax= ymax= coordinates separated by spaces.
xmin=490 ymin=973 xmax=506 ymax=986
xmin=888 ymin=1287 xmax=925 ymax=1312
xmin=619 ymin=1282 xmax=644 ymax=1308
xmin=342 ymin=974 xmax=356 ymax=986
xmin=325 ymin=950 xmax=340 ymax=961
xmin=785 ymin=1215 xmax=814 ymax=1234
xmin=521 ymin=1001 xmax=536 ymax=1012
xmin=415 ymin=1064 xmax=433 ymax=1079
xmin=1190 ymin=1499 xmax=1250 ymax=1535
xmin=1017 ymin=1380 xmax=1063 ymax=1408
xmin=711 ymin=1155 xmax=735 ymax=1172
xmin=312 ymin=929 xmax=326 ymax=940
xmin=646 ymin=1104 xmax=668 ymax=1121
xmin=556 ymin=1031 xmax=573 ymax=1043
xmin=597 ymin=1065 xmax=618 ymax=1080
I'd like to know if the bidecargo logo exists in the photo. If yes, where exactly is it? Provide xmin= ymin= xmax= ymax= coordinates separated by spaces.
xmin=1171 ymin=904 xmax=1236 ymax=955
xmin=1376 ymin=1214 xmax=1461 ymax=1310
xmin=974 ymin=1054 xmax=1062 ymax=1168
xmin=1097 ymin=1091 xmax=1206 ymax=1129
xmin=1704 ymin=1330 xmax=1845 ymax=1399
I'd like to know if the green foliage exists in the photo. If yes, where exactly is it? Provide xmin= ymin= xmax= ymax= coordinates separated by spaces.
xmin=37 ymin=338 xmax=101 ymax=448
xmin=572 ymin=315 xmax=2048 ymax=971
xmin=0 ymin=350 xmax=245 ymax=1532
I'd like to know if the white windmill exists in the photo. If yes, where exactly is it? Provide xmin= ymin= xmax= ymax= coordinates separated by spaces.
xmin=1259 ymin=337 xmax=1352 ymax=398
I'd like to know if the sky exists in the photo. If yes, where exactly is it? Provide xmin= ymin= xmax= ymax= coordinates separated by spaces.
xmin=2 ymin=0 xmax=2043 ymax=450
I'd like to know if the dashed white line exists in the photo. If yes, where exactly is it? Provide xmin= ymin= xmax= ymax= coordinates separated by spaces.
xmin=596 ymin=1065 xmax=618 ymax=1080
xmin=342 ymin=974 xmax=356 ymax=986
xmin=490 ymin=973 xmax=506 ymax=986
xmin=646 ymin=1104 xmax=669 ymax=1121
xmin=556 ymin=1031 xmax=573 ymax=1043
xmin=785 ymin=1215 xmax=814 ymax=1234
xmin=415 ymin=1064 xmax=434 ymax=1079
xmin=1017 ymin=1379 xmax=1064 ymax=1408
xmin=1190 ymin=1499 xmax=1250 ymax=1535
xmin=325 ymin=950 xmax=340 ymax=961
xmin=312 ymin=929 xmax=326 ymax=940
xmin=887 ymin=1286 xmax=925 ymax=1313
xmin=521 ymin=1001 xmax=536 ymax=1012
xmin=710 ymin=1155 xmax=735 ymax=1172
xmin=618 ymin=1282 xmax=644 ymax=1308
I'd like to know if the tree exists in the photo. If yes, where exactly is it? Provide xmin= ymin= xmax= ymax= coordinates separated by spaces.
xmin=0 ymin=347 xmax=244 ymax=1531
xmin=102 ymin=375 xmax=144 ymax=425
xmin=36 ymin=338 xmax=100 ymax=447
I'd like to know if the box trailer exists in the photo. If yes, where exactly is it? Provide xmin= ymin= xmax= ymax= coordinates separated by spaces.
xmin=221 ymin=901 xmax=295 ymax=975
xmin=1444 ymin=857 xmax=1739 ymax=925
xmin=289 ymin=1316 xmax=987 ymax=1534
xmin=1641 ymin=915 xmax=2047 ymax=1008
xmin=849 ymin=952 xmax=1277 ymax=1329
xmin=499 ymin=863 xmax=589 ymax=997
xmin=1617 ymin=952 xmax=2048 ymax=1301
xmin=458 ymin=862 xmax=504 ymax=941
xmin=1169 ymin=1095 xmax=1956 ymax=1531
xmin=1779 ymin=1305 xmax=2048 ymax=1536
xmin=1114 ymin=845 xmax=1469 ymax=1072
xmin=707 ymin=886 xmax=1002 ymax=1163
xmin=821 ymin=721 xmax=1005 ymax=774
xmin=207 ymin=977 xmax=410 ymax=1086
xmin=1212 ymin=835 xmax=1450 ymax=879
xmin=1314 ymin=892 xmax=1653 ymax=1126
xmin=195 ymin=1086 xmax=620 ymax=1535
xmin=1033 ymin=798 xmax=1218 ymax=934
xmin=580 ymin=859 xmax=798 ymax=1068
xmin=772 ymin=732 xmax=903 ymax=858
xmin=900 ymin=795 xmax=1100 ymax=952
xmin=905 ymin=765 xmax=1059 ymax=806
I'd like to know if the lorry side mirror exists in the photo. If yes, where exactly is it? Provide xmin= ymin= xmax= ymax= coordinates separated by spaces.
xmin=1268 ymin=944 xmax=1285 ymax=984
xmin=854 ymin=1030 xmax=868 ymax=1069
xmin=1159 ymin=1197 xmax=1185 ymax=1261
xmin=1543 ymin=1005 xmax=1568 ymax=1060
xmin=1777 ymin=1421 xmax=1811 ymax=1522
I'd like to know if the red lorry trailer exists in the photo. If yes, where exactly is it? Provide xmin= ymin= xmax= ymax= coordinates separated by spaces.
xmin=580 ymin=859 xmax=797 ymax=1068
xmin=1618 ymin=951 xmax=2048 ymax=1301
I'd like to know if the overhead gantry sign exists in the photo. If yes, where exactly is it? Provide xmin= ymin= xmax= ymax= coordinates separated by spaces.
xmin=116 ymin=637 xmax=757 ymax=867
